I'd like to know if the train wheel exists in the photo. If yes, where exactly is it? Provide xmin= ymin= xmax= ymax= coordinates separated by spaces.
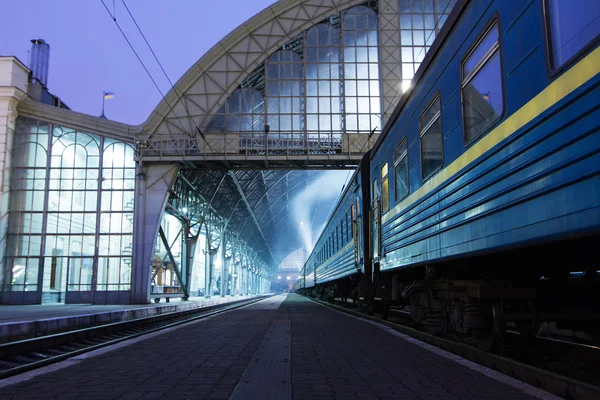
xmin=381 ymin=302 xmax=390 ymax=320
xmin=472 ymin=302 xmax=505 ymax=352
xmin=367 ymin=302 xmax=375 ymax=316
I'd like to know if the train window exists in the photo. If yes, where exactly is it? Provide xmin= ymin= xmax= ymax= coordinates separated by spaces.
xmin=372 ymin=178 xmax=379 ymax=201
xmin=381 ymin=163 xmax=389 ymax=213
xmin=419 ymin=95 xmax=443 ymax=180
xmin=394 ymin=137 xmax=409 ymax=202
xmin=331 ymin=234 xmax=334 ymax=254
xmin=461 ymin=22 xmax=503 ymax=145
xmin=346 ymin=211 xmax=350 ymax=242
xmin=545 ymin=0 xmax=600 ymax=70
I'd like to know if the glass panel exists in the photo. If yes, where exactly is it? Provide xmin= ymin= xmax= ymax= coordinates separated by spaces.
xmin=97 ymin=257 xmax=131 ymax=291
xmin=463 ymin=45 xmax=503 ymax=143
xmin=13 ymin=143 xmax=47 ymax=168
xmin=547 ymin=0 xmax=600 ymax=68
xmin=394 ymin=138 xmax=409 ymax=202
xmin=421 ymin=118 xmax=444 ymax=179
xmin=343 ymin=5 xmax=381 ymax=135
xmin=381 ymin=176 xmax=389 ymax=214
xmin=463 ymin=24 xmax=499 ymax=78
xmin=421 ymin=96 xmax=441 ymax=130
xmin=400 ymin=0 xmax=456 ymax=88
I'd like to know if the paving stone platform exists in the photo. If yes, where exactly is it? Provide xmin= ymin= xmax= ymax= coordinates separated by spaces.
xmin=0 ymin=294 xmax=555 ymax=400
xmin=0 ymin=295 xmax=263 ymax=343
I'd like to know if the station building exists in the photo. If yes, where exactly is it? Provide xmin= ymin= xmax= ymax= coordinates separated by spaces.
xmin=0 ymin=0 xmax=455 ymax=305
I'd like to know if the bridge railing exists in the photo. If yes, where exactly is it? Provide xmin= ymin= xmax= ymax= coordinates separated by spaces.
xmin=137 ymin=132 xmax=379 ymax=164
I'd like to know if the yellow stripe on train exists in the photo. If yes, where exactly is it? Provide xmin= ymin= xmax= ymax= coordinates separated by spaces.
xmin=382 ymin=46 xmax=600 ymax=225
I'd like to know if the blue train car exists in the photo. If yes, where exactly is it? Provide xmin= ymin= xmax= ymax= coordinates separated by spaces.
xmin=368 ymin=0 xmax=600 ymax=346
xmin=296 ymin=155 xmax=371 ymax=301
xmin=299 ymin=0 xmax=600 ymax=349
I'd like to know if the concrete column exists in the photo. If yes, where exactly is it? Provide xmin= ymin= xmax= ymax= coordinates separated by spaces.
xmin=0 ymin=57 xmax=28 ymax=298
xmin=242 ymin=254 xmax=247 ymax=295
xmin=231 ymin=247 xmax=238 ymax=296
xmin=238 ymin=266 xmax=242 ymax=296
xmin=221 ymin=236 xmax=228 ymax=297
xmin=204 ymin=227 xmax=210 ymax=297
xmin=182 ymin=220 xmax=199 ymax=300
xmin=131 ymin=163 xmax=179 ymax=304
xmin=242 ymin=266 xmax=246 ymax=296
xmin=249 ymin=270 xmax=253 ymax=295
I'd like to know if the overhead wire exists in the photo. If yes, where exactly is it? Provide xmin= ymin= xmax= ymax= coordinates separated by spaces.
xmin=120 ymin=0 xmax=211 ymax=144
xmin=99 ymin=0 xmax=188 ymax=134
xmin=106 ymin=0 xmax=274 ymax=264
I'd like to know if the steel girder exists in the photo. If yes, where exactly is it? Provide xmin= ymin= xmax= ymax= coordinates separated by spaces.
xmin=169 ymin=167 xmax=330 ymax=273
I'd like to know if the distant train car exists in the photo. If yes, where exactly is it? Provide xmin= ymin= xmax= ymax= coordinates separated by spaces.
xmin=297 ymin=0 xmax=600 ymax=350
xmin=297 ymin=155 xmax=371 ymax=302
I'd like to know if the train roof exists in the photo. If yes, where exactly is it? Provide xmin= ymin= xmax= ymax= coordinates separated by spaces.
xmin=370 ymin=0 xmax=469 ymax=158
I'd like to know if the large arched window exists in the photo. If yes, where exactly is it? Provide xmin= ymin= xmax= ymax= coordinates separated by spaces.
xmin=46 ymin=129 xmax=100 ymax=295
xmin=98 ymin=141 xmax=135 ymax=291
xmin=6 ymin=118 xmax=135 ymax=302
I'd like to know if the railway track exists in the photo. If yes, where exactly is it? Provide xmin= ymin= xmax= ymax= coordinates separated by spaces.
xmin=309 ymin=296 xmax=600 ymax=400
xmin=0 ymin=295 xmax=271 ymax=380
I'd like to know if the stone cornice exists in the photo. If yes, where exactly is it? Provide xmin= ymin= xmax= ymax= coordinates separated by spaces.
xmin=0 ymin=86 xmax=28 ymax=102
xmin=16 ymin=99 xmax=138 ymax=143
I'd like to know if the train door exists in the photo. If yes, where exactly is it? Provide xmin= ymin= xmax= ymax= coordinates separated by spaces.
xmin=303 ymin=265 xmax=306 ymax=288
xmin=371 ymin=178 xmax=382 ymax=262
xmin=356 ymin=199 xmax=362 ymax=265
xmin=352 ymin=198 xmax=363 ymax=269
xmin=351 ymin=204 xmax=357 ymax=266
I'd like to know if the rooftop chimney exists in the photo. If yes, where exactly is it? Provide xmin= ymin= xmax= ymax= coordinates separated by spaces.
xmin=30 ymin=39 xmax=50 ymax=88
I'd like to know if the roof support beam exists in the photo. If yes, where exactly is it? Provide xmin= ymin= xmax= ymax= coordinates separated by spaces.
xmin=228 ymin=171 xmax=277 ymax=268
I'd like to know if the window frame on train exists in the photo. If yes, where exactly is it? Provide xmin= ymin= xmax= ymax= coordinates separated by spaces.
xmin=542 ymin=0 xmax=600 ymax=74
xmin=381 ymin=162 xmax=389 ymax=214
xmin=419 ymin=93 xmax=444 ymax=181
xmin=394 ymin=136 xmax=409 ymax=204
xmin=460 ymin=19 xmax=504 ymax=146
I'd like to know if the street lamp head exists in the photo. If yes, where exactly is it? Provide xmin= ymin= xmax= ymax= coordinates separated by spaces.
xmin=277 ymin=275 xmax=281 ymax=280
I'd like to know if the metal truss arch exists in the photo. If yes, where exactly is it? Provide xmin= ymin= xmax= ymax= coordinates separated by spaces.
xmin=143 ymin=0 xmax=369 ymax=137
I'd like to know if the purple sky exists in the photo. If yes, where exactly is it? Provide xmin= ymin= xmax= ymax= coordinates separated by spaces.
xmin=1 ymin=0 xmax=277 ymax=125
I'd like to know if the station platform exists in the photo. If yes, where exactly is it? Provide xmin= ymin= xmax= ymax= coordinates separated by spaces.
xmin=0 ymin=295 xmax=262 ymax=344
xmin=0 ymin=294 xmax=559 ymax=400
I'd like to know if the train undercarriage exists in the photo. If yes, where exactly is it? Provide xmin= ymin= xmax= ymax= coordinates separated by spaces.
xmin=299 ymin=233 xmax=600 ymax=352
